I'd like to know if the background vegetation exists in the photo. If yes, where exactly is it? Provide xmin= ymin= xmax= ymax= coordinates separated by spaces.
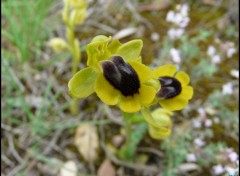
xmin=1 ymin=0 xmax=239 ymax=176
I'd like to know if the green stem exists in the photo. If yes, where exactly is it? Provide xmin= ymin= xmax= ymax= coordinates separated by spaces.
xmin=63 ymin=2 xmax=81 ymax=115
xmin=123 ymin=112 xmax=132 ymax=147
xmin=118 ymin=111 xmax=148 ymax=161
xmin=141 ymin=107 xmax=155 ymax=125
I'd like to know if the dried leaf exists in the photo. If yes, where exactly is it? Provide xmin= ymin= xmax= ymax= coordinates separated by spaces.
xmin=74 ymin=124 xmax=99 ymax=162
xmin=97 ymin=159 xmax=116 ymax=176
xmin=176 ymin=163 xmax=201 ymax=174
xmin=60 ymin=161 xmax=77 ymax=176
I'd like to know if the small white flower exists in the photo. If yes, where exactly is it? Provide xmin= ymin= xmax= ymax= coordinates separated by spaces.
xmin=197 ymin=108 xmax=206 ymax=117
xmin=151 ymin=32 xmax=160 ymax=42
xmin=212 ymin=165 xmax=225 ymax=175
xmin=228 ymin=152 xmax=239 ymax=162
xmin=194 ymin=138 xmax=205 ymax=147
xmin=179 ymin=16 xmax=190 ymax=28
xmin=224 ymin=166 xmax=238 ymax=175
xmin=175 ymin=28 xmax=185 ymax=37
xmin=186 ymin=153 xmax=197 ymax=162
xmin=180 ymin=4 xmax=189 ymax=17
xmin=222 ymin=82 xmax=234 ymax=95
xmin=227 ymin=47 xmax=236 ymax=58
xmin=226 ymin=147 xmax=234 ymax=154
xmin=230 ymin=69 xmax=239 ymax=79
xmin=174 ymin=13 xmax=184 ymax=25
xmin=207 ymin=45 xmax=216 ymax=57
xmin=211 ymin=55 xmax=221 ymax=64
xmin=204 ymin=119 xmax=212 ymax=127
xmin=167 ymin=28 xmax=184 ymax=40
xmin=166 ymin=11 xmax=175 ymax=22
xmin=192 ymin=119 xmax=202 ymax=128
xmin=170 ymin=48 xmax=181 ymax=63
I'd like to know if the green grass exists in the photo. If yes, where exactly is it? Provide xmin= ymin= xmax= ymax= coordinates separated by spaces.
xmin=2 ymin=0 xmax=55 ymax=63
xmin=1 ymin=0 xmax=239 ymax=175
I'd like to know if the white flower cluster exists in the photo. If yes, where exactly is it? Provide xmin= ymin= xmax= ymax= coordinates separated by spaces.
xmin=222 ymin=82 xmax=234 ymax=95
xmin=170 ymin=48 xmax=181 ymax=64
xmin=207 ymin=45 xmax=221 ymax=65
xmin=166 ymin=4 xmax=190 ymax=40
xmin=212 ymin=148 xmax=239 ymax=176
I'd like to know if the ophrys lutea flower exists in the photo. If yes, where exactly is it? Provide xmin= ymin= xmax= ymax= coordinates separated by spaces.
xmin=68 ymin=35 xmax=160 ymax=113
xmin=153 ymin=64 xmax=193 ymax=111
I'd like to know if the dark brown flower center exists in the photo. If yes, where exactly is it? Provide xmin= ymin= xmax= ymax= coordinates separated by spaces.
xmin=157 ymin=76 xmax=182 ymax=99
xmin=102 ymin=56 xmax=140 ymax=96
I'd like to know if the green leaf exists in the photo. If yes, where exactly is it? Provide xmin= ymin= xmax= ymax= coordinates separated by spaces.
xmin=116 ymin=39 xmax=143 ymax=62
xmin=118 ymin=122 xmax=148 ymax=161
xmin=68 ymin=67 xmax=98 ymax=98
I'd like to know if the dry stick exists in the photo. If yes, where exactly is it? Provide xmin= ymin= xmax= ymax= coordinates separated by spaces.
xmin=1 ymin=154 xmax=15 ymax=167
xmin=137 ymin=147 xmax=164 ymax=159
xmin=3 ymin=59 xmax=25 ymax=92
xmin=99 ymin=125 xmax=159 ymax=174
xmin=125 ymin=0 xmax=153 ymax=29
xmin=7 ymin=128 xmax=65 ymax=176
xmin=6 ymin=134 xmax=23 ymax=163
xmin=103 ymin=105 xmax=124 ymax=126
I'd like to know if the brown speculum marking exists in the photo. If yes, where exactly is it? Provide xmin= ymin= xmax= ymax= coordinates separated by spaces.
xmin=102 ymin=56 xmax=140 ymax=96
xmin=157 ymin=76 xmax=182 ymax=99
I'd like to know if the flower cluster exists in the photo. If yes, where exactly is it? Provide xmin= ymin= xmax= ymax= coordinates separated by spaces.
xmin=68 ymin=35 xmax=193 ymax=139
xmin=166 ymin=4 xmax=190 ymax=40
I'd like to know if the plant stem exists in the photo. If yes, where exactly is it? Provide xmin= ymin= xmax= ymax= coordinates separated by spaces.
xmin=63 ymin=1 xmax=81 ymax=115
xmin=123 ymin=112 xmax=132 ymax=147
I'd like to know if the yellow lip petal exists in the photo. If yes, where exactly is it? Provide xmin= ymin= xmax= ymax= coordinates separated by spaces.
xmin=95 ymin=73 xmax=120 ymax=105
xmin=154 ymin=65 xmax=177 ymax=78
xmin=129 ymin=62 xmax=154 ymax=81
xmin=119 ymin=96 xmax=141 ymax=113
xmin=135 ymin=84 xmax=156 ymax=105
xmin=175 ymin=71 xmax=190 ymax=85
xmin=179 ymin=85 xmax=194 ymax=99
xmin=158 ymin=96 xmax=188 ymax=111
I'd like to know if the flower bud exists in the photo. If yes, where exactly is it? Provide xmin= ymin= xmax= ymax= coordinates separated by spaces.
xmin=148 ymin=109 xmax=173 ymax=139
xmin=70 ymin=8 xmax=87 ymax=25
xmin=48 ymin=38 xmax=68 ymax=53
xmin=68 ymin=0 xmax=88 ymax=9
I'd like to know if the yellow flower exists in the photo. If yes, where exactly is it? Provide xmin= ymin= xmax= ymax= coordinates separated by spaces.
xmin=95 ymin=56 xmax=158 ymax=113
xmin=68 ymin=36 xmax=160 ymax=113
xmin=153 ymin=65 xmax=193 ymax=111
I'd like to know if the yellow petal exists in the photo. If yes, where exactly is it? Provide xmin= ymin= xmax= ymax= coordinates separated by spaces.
xmin=129 ymin=62 xmax=154 ymax=81
xmin=136 ymin=84 xmax=156 ymax=105
xmin=148 ymin=125 xmax=171 ymax=140
xmin=95 ymin=74 xmax=120 ymax=105
xmin=68 ymin=67 xmax=97 ymax=98
xmin=158 ymin=96 xmax=188 ymax=111
xmin=179 ymin=85 xmax=194 ymax=100
xmin=119 ymin=96 xmax=141 ymax=113
xmin=154 ymin=65 xmax=177 ymax=78
xmin=175 ymin=71 xmax=190 ymax=85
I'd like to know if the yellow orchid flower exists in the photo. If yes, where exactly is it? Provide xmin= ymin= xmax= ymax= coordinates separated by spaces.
xmin=68 ymin=36 xmax=160 ymax=113
xmin=153 ymin=64 xmax=193 ymax=111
